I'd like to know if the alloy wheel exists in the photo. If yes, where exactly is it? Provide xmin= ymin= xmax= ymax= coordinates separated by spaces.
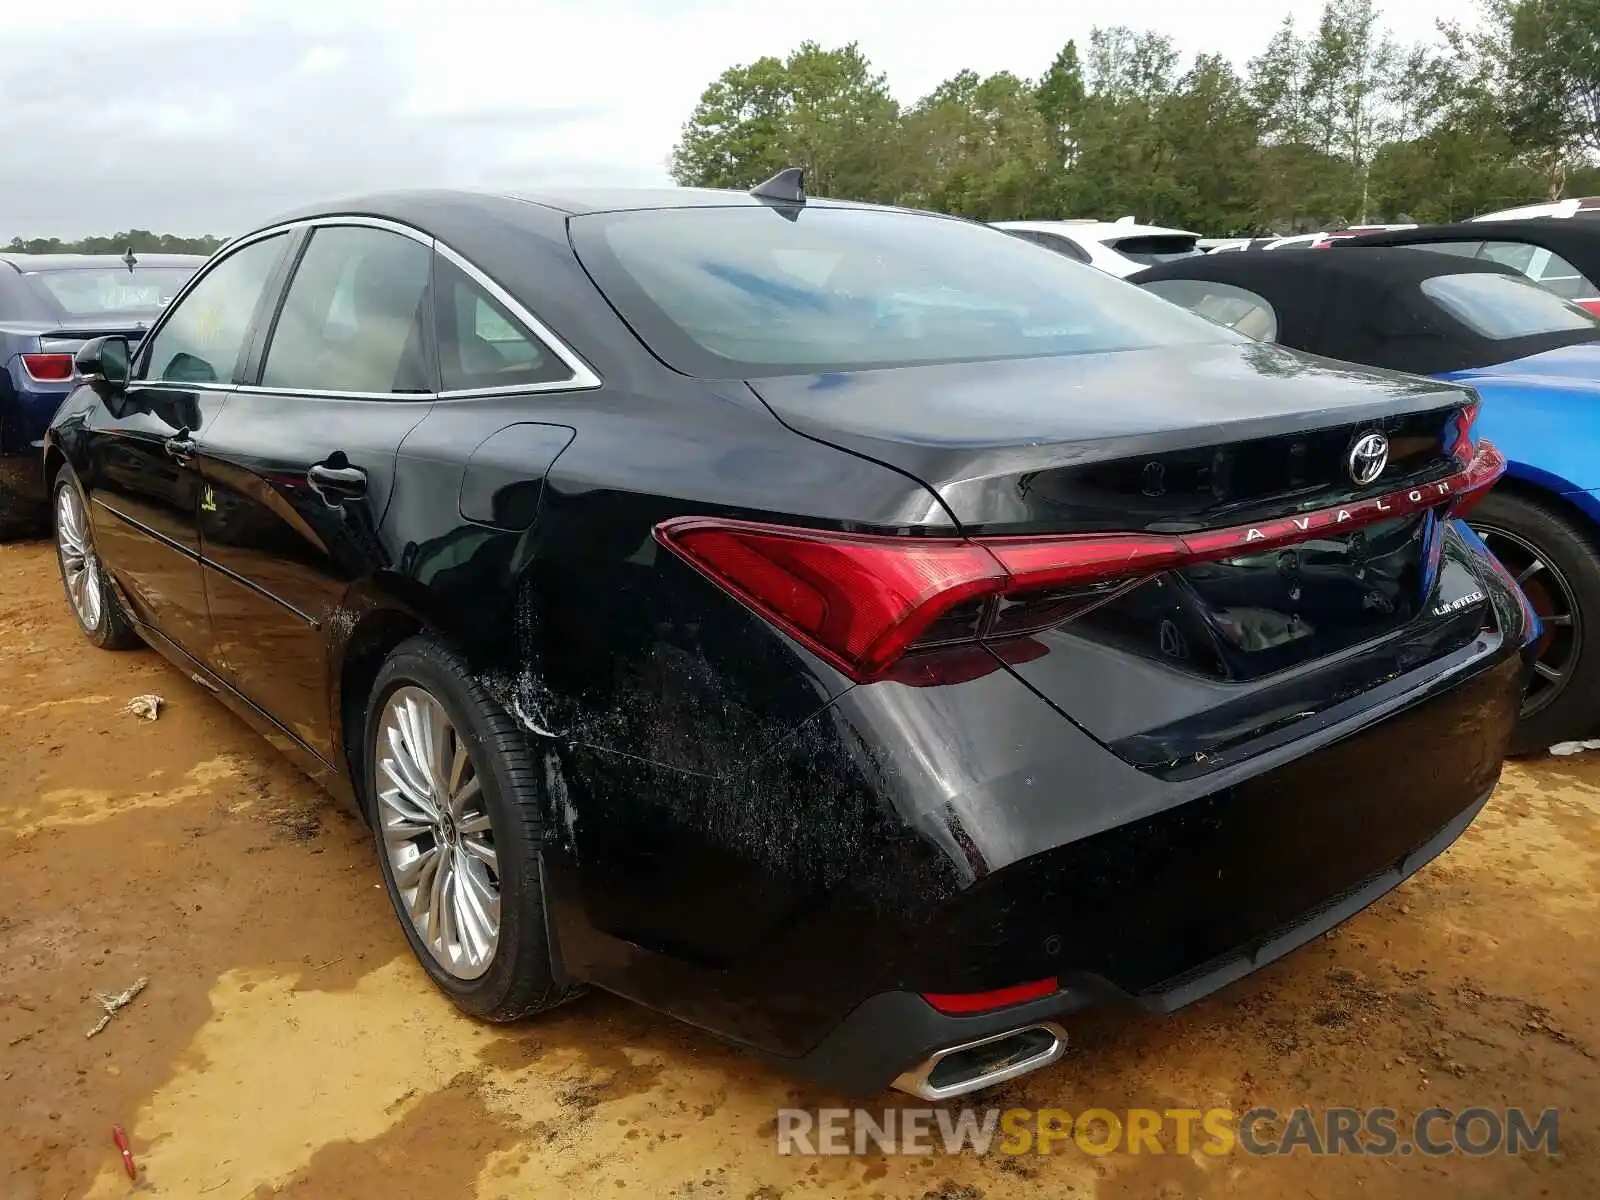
xmin=1473 ymin=523 xmax=1580 ymax=718
xmin=375 ymin=686 xmax=501 ymax=980
xmin=56 ymin=484 xmax=103 ymax=632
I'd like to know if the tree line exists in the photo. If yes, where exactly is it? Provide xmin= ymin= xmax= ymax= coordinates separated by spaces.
xmin=670 ymin=0 xmax=1600 ymax=235
xmin=5 ymin=231 xmax=224 ymax=256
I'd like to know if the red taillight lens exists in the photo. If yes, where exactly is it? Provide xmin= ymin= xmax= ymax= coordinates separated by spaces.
xmin=1446 ymin=439 xmax=1505 ymax=518
xmin=655 ymin=519 xmax=1005 ymax=680
xmin=20 ymin=353 xmax=74 ymax=382
xmin=1579 ymin=298 xmax=1600 ymax=316
xmin=1449 ymin=401 xmax=1480 ymax=464
xmin=923 ymin=977 xmax=1058 ymax=1015
xmin=656 ymin=440 xmax=1508 ymax=683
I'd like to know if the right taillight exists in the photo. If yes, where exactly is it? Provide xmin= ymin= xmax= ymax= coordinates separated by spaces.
xmin=655 ymin=440 xmax=1507 ymax=683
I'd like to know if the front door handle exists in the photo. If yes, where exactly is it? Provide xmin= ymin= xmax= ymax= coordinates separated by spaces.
xmin=307 ymin=461 xmax=368 ymax=502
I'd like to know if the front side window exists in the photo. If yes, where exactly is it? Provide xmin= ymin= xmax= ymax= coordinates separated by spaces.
xmin=1421 ymin=272 xmax=1600 ymax=339
xmin=138 ymin=235 xmax=288 ymax=385
xmin=262 ymin=225 xmax=433 ymax=394
xmin=571 ymin=206 xmax=1234 ymax=379
xmin=434 ymin=257 xmax=573 ymax=392
xmin=1139 ymin=279 xmax=1279 ymax=341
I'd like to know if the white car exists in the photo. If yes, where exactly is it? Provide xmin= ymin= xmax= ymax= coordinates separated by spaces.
xmin=993 ymin=218 xmax=1202 ymax=277
xmin=1474 ymin=197 xmax=1600 ymax=222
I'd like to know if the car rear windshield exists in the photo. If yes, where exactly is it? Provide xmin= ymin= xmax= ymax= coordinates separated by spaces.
xmin=1421 ymin=272 xmax=1599 ymax=339
xmin=570 ymin=206 xmax=1234 ymax=378
xmin=25 ymin=268 xmax=193 ymax=319
xmin=1105 ymin=235 xmax=1202 ymax=265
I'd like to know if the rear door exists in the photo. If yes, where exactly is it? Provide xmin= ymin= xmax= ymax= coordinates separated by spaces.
xmin=83 ymin=233 xmax=292 ymax=661
xmin=195 ymin=220 xmax=438 ymax=757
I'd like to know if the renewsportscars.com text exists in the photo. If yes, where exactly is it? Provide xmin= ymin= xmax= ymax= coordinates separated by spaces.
xmin=775 ymin=1106 xmax=1559 ymax=1158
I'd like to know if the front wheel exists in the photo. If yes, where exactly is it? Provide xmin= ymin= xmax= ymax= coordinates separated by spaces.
xmin=364 ymin=636 xmax=574 ymax=1020
xmin=1471 ymin=491 xmax=1600 ymax=754
xmin=52 ymin=468 xmax=139 ymax=650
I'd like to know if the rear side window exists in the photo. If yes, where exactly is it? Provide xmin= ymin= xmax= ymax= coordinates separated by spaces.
xmin=434 ymin=257 xmax=573 ymax=392
xmin=1107 ymin=235 xmax=1201 ymax=265
xmin=1139 ymin=279 xmax=1279 ymax=341
xmin=262 ymin=226 xmax=433 ymax=394
xmin=1005 ymin=229 xmax=1093 ymax=264
xmin=571 ymin=206 xmax=1233 ymax=378
xmin=1421 ymin=272 xmax=1599 ymax=339
xmin=26 ymin=268 xmax=193 ymax=320
xmin=139 ymin=235 xmax=288 ymax=385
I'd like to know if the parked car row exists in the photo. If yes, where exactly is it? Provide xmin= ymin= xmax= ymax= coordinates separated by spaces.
xmin=0 ymin=251 xmax=204 ymax=534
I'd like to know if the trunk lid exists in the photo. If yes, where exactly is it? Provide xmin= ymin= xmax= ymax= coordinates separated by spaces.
xmin=748 ymin=341 xmax=1494 ymax=770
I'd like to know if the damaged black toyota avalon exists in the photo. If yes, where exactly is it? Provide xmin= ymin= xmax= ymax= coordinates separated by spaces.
xmin=45 ymin=173 xmax=1534 ymax=1099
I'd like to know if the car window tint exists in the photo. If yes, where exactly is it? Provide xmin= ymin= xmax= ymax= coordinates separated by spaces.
xmin=1404 ymin=240 xmax=1483 ymax=261
xmin=1527 ymin=250 xmax=1598 ymax=301
xmin=571 ymin=207 xmax=1234 ymax=379
xmin=1107 ymin=235 xmax=1202 ymax=265
xmin=1476 ymin=241 xmax=1539 ymax=273
xmin=26 ymin=268 xmax=193 ymax=320
xmin=262 ymin=226 xmax=433 ymax=394
xmin=139 ymin=236 xmax=287 ymax=385
xmin=434 ymin=256 xmax=573 ymax=391
xmin=1421 ymin=272 xmax=1599 ymax=339
xmin=1006 ymin=230 xmax=1092 ymax=264
xmin=1138 ymin=278 xmax=1279 ymax=341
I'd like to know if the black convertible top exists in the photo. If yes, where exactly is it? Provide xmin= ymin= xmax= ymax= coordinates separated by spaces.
xmin=1337 ymin=218 xmax=1600 ymax=281
xmin=1129 ymin=247 xmax=1600 ymax=374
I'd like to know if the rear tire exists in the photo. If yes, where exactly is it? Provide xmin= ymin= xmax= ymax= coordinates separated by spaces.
xmin=1471 ymin=491 xmax=1600 ymax=755
xmin=364 ymin=635 xmax=575 ymax=1021
xmin=52 ymin=467 xmax=139 ymax=650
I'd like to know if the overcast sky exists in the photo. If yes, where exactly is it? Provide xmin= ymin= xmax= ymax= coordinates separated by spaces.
xmin=0 ymin=0 xmax=1475 ymax=239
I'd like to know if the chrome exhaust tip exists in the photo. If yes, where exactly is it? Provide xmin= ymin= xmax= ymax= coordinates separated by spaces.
xmin=891 ymin=1021 xmax=1067 ymax=1101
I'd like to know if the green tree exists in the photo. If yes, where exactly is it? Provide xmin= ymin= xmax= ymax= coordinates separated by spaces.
xmin=669 ymin=41 xmax=900 ymax=200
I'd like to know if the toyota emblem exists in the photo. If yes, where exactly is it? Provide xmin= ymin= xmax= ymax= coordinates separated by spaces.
xmin=1348 ymin=432 xmax=1389 ymax=486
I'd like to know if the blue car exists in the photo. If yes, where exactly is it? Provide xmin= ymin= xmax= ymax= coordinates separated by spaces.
xmin=1132 ymin=248 xmax=1600 ymax=752
xmin=0 ymin=252 xmax=203 ymax=535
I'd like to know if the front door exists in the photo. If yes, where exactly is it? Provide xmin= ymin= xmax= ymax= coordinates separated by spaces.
xmin=83 ymin=232 xmax=292 ymax=663
xmin=197 ymin=221 xmax=438 ymax=757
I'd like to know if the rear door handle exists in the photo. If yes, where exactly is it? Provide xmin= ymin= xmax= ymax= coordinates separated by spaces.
xmin=307 ymin=461 xmax=368 ymax=501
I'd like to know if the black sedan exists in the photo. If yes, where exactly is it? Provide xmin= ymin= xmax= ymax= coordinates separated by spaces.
xmin=46 ymin=178 xmax=1532 ymax=1099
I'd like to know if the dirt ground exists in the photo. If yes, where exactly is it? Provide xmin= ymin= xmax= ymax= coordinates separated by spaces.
xmin=2 ymin=536 xmax=1596 ymax=1200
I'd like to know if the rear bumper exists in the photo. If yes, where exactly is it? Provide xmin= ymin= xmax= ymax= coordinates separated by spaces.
xmin=786 ymin=781 xmax=1494 ymax=1095
xmin=556 ymin=519 xmax=1535 ymax=1093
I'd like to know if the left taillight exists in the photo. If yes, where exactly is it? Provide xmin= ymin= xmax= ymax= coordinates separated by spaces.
xmin=1579 ymin=299 xmax=1600 ymax=317
xmin=20 ymin=353 xmax=74 ymax=383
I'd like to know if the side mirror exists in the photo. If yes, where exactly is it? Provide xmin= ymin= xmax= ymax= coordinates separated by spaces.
xmin=75 ymin=336 xmax=131 ymax=392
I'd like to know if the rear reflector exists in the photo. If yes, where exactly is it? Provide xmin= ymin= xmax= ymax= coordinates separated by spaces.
xmin=923 ymin=978 xmax=1058 ymax=1015
xmin=655 ymin=440 xmax=1506 ymax=683
xmin=20 ymin=353 xmax=74 ymax=382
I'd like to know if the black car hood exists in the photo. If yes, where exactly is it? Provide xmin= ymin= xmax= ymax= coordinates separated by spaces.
xmin=746 ymin=341 xmax=1474 ymax=529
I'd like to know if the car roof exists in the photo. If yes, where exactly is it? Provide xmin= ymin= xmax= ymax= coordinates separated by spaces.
xmin=0 ymin=252 xmax=208 ymax=271
xmin=992 ymin=219 xmax=1200 ymax=241
xmin=1129 ymin=246 xmax=1600 ymax=374
xmin=269 ymin=185 xmax=924 ymax=226
xmin=1336 ymin=218 xmax=1600 ymax=271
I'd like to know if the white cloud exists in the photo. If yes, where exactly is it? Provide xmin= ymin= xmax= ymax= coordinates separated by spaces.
xmin=0 ymin=0 xmax=1478 ymax=238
